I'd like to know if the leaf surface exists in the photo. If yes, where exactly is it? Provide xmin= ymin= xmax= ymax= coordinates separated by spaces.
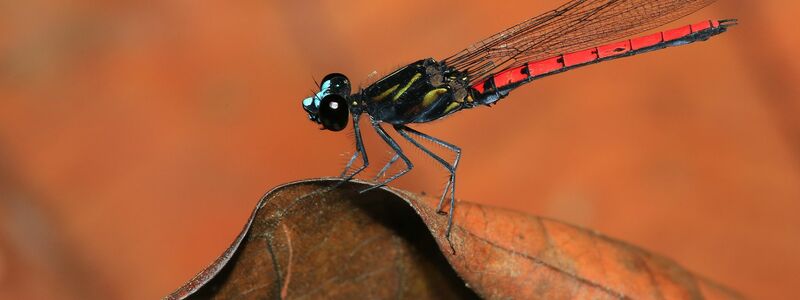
xmin=166 ymin=179 xmax=744 ymax=300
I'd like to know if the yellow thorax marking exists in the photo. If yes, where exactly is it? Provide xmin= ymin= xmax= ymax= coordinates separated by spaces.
xmin=443 ymin=102 xmax=460 ymax=114
xmin=393 ymin=73 xmax=423 ymax=101
xmin=422 ymin=88 xmax=448 ymax=107
xmin=371 ymin=84 xmax=399 ymax=101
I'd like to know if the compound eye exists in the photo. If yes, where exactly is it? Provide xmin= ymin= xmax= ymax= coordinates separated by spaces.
xmin=321 ymin=73 xmax=348 ymax=88
xmin=320 ymin=73 xmax=351 ymax=96
xmin=318 ymin=94 xmax=349 ymax=131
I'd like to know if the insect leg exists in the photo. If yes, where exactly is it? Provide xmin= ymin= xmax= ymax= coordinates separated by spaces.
xmin=360 ymin=120 xmax=412 ymax=193
xmin=374 ymin=153 xmax=400 ymax=181
xmin=339 ymin=113 xmax=369 ymax=182
xmin=395 ymin=125 xmax=461 ymax=239
xmin=340 ymin=151 xmax=359 ymax=177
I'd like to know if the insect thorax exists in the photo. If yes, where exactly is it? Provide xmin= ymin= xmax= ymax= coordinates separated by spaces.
xmin=360 ymin=58 xmax=475 ymax=124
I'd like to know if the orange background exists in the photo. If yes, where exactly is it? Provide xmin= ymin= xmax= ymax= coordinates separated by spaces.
xmin=1 ymin=0 xmax=798 ymax=299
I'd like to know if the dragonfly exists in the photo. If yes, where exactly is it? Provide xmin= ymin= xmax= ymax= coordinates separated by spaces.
xmin=301 ymin=0 xmax=735 ymax=241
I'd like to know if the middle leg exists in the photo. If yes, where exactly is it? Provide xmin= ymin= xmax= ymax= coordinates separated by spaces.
xmin=360 ymin=120 xmax=413 ymax=193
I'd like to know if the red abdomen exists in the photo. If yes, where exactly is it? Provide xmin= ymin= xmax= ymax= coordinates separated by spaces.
xmin=470 ymin=20 xmax=734 ymax=104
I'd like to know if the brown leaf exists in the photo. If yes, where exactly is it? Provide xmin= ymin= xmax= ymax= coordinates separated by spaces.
xmin=166 ymin=179 xmax=744 ymax=300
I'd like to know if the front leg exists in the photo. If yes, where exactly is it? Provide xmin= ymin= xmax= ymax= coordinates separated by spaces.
xmin=339 ymin=113 xmax=369 ymax=182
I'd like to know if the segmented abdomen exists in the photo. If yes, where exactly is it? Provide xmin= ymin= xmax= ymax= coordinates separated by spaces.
xmin=470 ymin=20 xmax=734 ymax=105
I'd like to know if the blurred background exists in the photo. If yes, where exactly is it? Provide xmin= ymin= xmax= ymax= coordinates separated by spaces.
xmin=1 ymin=0 xmax=798 ymax=299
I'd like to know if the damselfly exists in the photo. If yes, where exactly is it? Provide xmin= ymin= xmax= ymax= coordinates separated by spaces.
xmin=301 ymin=0 xmax=736 ymax=241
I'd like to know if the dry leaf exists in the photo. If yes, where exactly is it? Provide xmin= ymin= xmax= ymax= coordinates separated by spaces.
xmin=166 ymin=179 xmax=744 ymax=300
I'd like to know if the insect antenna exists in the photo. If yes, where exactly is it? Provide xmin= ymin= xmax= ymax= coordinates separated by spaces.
xmin=311 ymin=75 xmax=320 ymax=88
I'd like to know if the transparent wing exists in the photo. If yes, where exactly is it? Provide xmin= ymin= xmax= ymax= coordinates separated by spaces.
xmin=443 ymin=0 xmax=717 ymax=83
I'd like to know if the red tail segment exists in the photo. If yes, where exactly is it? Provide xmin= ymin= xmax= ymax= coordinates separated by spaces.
xmin=471 ymin=20 xmax=734 ymax=98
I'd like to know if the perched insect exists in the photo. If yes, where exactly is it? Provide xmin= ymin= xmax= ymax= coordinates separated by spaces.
xmin=301 ymin=0 xmax=735 ymax=241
